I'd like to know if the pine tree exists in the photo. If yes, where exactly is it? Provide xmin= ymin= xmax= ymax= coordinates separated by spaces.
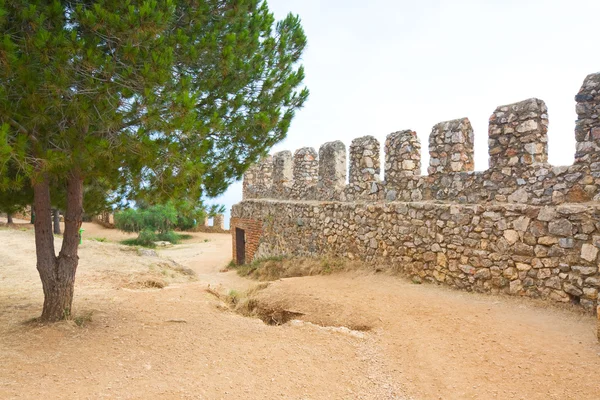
xmin=0 ymin=0 xmax=308 ymax=321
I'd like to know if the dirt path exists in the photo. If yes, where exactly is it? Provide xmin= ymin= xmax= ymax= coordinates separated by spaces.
xmin=0 ymin=223 xmax=599 ymax=399
xmin=254 ymin=274 xmax=600 ymax=399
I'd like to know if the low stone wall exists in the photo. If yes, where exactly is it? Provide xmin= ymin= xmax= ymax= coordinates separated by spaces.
xmin=192 ymin=226 xmax=230 ymax=234
xmin=93 ymin=212 xmax=114 ymax=228
xmin=233 ymin=199 xmax=600 ymax=313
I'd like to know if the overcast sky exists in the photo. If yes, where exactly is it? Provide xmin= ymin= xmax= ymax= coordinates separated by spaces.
xmin=209 ymin=0 xmax=600 ymax=227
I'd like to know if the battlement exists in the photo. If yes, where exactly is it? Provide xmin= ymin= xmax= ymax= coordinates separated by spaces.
xmin=235 ymin=72 xmax=600 ymax=335
xmin=575 ymin=73 xmax=600 ymax=166
xmin=317 ymin=141 xmax=346 ymax=198
xmin=242 ymin=72 xmax=600 ymax=205
xmin=428 ymin=118 xmax=474 ymax=175
xmin=385 ymin=130 xmax=421 ymax=182
xmin=488 ymin=98 xmax=548 ymax=173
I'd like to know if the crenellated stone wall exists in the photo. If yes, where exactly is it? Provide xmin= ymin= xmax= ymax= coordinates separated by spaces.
xmin=233 ymin=72 xmax=600 ymax=339
xmin=193 ymin=213 xmax=228 ymax=233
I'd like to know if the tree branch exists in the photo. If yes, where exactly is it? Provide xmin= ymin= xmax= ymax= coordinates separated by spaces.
xmin=1 ymin=115 xmax=39 ymax=144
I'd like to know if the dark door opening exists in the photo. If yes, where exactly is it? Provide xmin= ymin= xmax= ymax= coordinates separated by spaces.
xmin=235 ymin=228 xmax=246 ymax=265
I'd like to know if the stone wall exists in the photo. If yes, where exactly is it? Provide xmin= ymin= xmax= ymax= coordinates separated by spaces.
xmin=232 ymin=72 xmax=600 ymax=339
xmin=93 ymin=211 xmax=114 ymax=228
xmin=233 ymin=200 xmax=600 ymax=309
xmin=192 ymin=214 xmax=228 ymax=233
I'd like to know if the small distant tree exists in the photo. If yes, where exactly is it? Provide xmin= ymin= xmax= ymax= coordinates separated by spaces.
xmin=174 ymin=200 xmax=206 ymax=231
xmin=207 ymin=204 xmax=227 ymax=218
xmin=0 ymin=162 xmax=33 ymax=224
xmin=115 ymin=204 xmax=177 ymax=234
xmin=0 ymin=188 xmax=31 ymax=224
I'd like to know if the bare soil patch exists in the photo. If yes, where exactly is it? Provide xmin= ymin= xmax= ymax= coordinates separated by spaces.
xmin=0 ymin=223 xmax=599 ymax=399
xmin=247 ymin=273 xmax=600 ymax=399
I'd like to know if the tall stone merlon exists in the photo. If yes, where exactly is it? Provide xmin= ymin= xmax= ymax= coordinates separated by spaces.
xmin=242 ymin=155 xmax=273 ymax=199
xmin=272 ymin=151 xmax=293 ymax=196
xmin=575 ymin=72 xmax=600 ymax=166
xmin=385 ymin=130 xmax=421 ymax=184
xmin=292 ymin=147 xmax=318 ymax=199
xmin=318 ymin=141 xmax=346 ymax=191
xmin=428 ymin=118 xmax=474 ymax=175
xmin=349 ymin=136 xmax=380 ymax=185
xmin=488 ymin=98 xmax=548 ymax=173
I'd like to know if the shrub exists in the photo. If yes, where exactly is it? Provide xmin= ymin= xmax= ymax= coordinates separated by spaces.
xmin=115 ymin=201 xmax=225 ymax=247
xmin=157 ymin=231 xmax=180 ymax=244
xmin=115 ymin=204 xmax=178 ymax=235
xmin=136 ymin=229 xmax=158 ymax=247
xmin=176 ymin=215 xmax=197 ymax=231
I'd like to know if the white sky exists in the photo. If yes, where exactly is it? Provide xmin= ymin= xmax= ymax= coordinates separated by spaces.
xmin=210 ymin=0 xmax=600 ymax=228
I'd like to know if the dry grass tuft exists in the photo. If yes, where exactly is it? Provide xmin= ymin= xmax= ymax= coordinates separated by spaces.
xmin=140 ymin=279 xmax=167 ymax=289
xmin=205 ymin=283 xmax=304 ymax=325
xmin=206 ymin=282 xmax=374 ymax=331
xmin=231 ymin=256 xmax=369 ymax=281
xmin=215 ymin=256 xmax=380 ymax=327
xmin=119 ymin=260 xmax=196 ymax=290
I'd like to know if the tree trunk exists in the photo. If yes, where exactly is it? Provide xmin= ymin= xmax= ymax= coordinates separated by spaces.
xmin=53 ymin=209 xmax=61 ymax=235
xmin=7 ymin=214 xmax=13 ymax=224
xmin=34 ymin=172 xmax=83 ymax=322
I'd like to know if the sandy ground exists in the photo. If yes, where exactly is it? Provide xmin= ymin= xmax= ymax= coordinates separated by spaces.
xmin=0 ymin=219 xmax=599 ymax=399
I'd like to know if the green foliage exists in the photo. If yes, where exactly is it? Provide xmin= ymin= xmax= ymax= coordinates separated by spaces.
xmin=115 ymin=202 xmax=202 ymax=246
xmin=157 ymin=230 xmax=179 ymax=244
xmin=137 ymin=229 xmax=159 ymax=247
xmin=0 ymin=0 xmax=308 ymax=205
xmin=114 ymin=204 xmax=177 ymax=234
xmin=173 ymin=200 xmax=205 ymax=230
xmin=0 ymin=160 xmax=33 ymax=216
xmin=207 ymin=204 xmax=227 ymax=217
xmin=120 ymin=229 xmax=158 ymax=248
xmin=172 ymin=201 xmax=226 ymax=231
xmin=120 ymin=231 xmax=190 ymax=248
xmin=0 ymin=0 xmax=307 ymax=318
xmin=0 ymin=186 xmax=31 ymax=217
xmin=0 ymin=155 xmax=114 ymax=217
xmin=176 ymin=215 xmax=197 ymax=231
